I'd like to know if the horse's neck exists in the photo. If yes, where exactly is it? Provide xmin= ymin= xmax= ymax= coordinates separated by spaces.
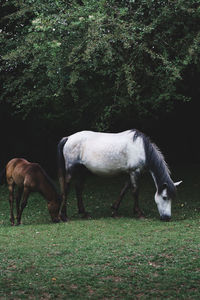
xmin=144 ymin=139 xmax=172 ymax=192
xmin=150 ymin=169 xmax=172 ymax=193
xmin=150 ymin=171 xmax=159 ymax=190
xmin=40 ymin=179 xmax=57 ymax=202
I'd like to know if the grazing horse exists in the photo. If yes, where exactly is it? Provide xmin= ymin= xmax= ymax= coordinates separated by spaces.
xmin=2 ymin=158 xmax=61 ymax=225
xmin=57 ymin=129 xmax=182 ymax=221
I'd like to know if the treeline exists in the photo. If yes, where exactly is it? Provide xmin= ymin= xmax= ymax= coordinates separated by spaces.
xmin=1 ymin=0 xmax=200 ymax=129
xmin=0 ymin=0 xmax=200 ymax=171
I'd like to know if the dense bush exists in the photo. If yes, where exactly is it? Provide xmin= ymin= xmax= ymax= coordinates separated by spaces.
xmin=1 ymin=0 xmax=200 ymax=131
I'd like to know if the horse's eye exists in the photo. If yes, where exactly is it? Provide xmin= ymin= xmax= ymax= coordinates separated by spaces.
xmin=163 ymin=196 xmax=167 ymax=200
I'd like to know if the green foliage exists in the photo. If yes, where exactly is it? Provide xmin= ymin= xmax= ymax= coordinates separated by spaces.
xmin=1 ymin=0 xmax=200 ymax=130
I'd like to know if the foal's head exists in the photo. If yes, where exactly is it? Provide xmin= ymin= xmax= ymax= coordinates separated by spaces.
xmin=39 ymin=168 xmax=62 ymax=223
xmin=47 ymin=194 xmax=62 ymax=223
xmin=154 ymin=181 xmax=182 ymax=221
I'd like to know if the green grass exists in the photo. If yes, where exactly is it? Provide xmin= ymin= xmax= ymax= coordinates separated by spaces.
xmin=0 ymin=165 xmax=200 ymax=299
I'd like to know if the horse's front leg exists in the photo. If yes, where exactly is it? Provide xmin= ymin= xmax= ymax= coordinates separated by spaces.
xmin=75 ymin=179 xmax=90 ymax=218
xmin=132 ymin=187 xmax=145 ymax=218
xmin=16 ymin=186 xmax=30 ymax=225
xmin=130 ymin=172 xmax=145 ymax=219
xmin=111 ymin=181 xmax=130 ymax=217
xmin=59 ymin=174 xmax=71 ymax=222
xmin=8 ymin=183 xmax=15 ymax=226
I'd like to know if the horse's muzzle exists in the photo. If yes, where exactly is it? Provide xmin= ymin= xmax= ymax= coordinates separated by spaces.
xmin=160 ymin=215 xmax=171 ymax=222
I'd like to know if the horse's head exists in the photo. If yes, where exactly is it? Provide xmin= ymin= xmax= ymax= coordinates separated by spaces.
xmin=48 ymin=195 xmax=62 ymax=223
xmin=154 ymin=181 xmax=182 ymax=221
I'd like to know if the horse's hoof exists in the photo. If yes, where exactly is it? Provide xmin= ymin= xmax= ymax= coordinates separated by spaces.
xmin=61 ymin=217 xmax=68 ymax=222
xmin=81 ymin=212 xmax=91 ymax=219
xmin=52 ymin=219 xmax=60 ymax=223
xmin=135 ymin=213 xmax=145 ymax=220
xmin=59 ymin=214 xmax=68 ymax=222
xmin=10 ymin=218 xmax=15 ymax=225
xmin=111 ymin=211 xmax=118 ymax=218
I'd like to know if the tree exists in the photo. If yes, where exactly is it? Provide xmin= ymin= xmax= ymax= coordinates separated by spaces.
xmin=1 ymin=0 xmax=200 ymax=131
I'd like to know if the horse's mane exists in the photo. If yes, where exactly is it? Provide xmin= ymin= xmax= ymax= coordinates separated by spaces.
xmin=133 ymin=129 xmax=176 ymax=198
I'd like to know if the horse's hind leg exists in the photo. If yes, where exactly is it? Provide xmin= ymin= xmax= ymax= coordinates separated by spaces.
xmin=16 ymin=186 xmax=23 ymax=218
xmin=59 ymin=174 xmax=71 ymax=222
xmin=8 ymin=183 xmax=15 ymax=225
xmin=111 ymin=181 xmax=131 ymax=217
xmin=75 ymin=178 xmax=89 ymax=218
xmin=16 ymin=186 xmax=30 ymax=225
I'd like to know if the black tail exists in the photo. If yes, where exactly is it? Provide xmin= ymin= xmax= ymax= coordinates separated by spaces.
xmin=0 ymin=167 xmax=6 ymax=185
xmin=57 ymin=137 xmax=68 ymax=181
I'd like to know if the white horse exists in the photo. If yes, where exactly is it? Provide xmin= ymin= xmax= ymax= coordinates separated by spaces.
xmin=57 ymin=129 xmax=182 ymax=221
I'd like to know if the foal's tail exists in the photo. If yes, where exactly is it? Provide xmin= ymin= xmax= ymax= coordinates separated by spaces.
xmin=57 ymin=137 xmax=68 ymax=183
xmin=0 ymin=167 xmax=6 ymax=185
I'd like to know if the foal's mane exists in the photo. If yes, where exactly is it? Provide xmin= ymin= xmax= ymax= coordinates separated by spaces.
xmin=133 ymin=130 xmax=176 ymax=198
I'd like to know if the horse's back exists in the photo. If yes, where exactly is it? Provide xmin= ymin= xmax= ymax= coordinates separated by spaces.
xmin=64 ymin=130 xmax=133 ymax=159
xmin=6 ymin=158 xmax=43 ymax=188
xmin=6 ymin=158 xmax=28 ymax=177
xmin=66 ymin=130 xmax=133 ymax=151
xmin=63 ymin=130 xmax=145 ymax=176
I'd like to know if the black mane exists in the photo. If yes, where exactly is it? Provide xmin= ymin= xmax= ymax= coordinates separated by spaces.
xmin=133 ymin=129 xmax=176 ymax=198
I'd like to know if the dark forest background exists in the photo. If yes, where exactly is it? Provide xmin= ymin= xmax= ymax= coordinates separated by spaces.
xmin=1 ymin=0 xmax=200 ymax=177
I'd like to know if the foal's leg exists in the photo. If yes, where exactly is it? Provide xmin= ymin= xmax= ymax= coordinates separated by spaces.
xmin=8 ymin=183 xmax=15 ymax=225
xmin=111 ymin=181 xmax=131 ymax=217
xmin=130 ymin=172 xmax=144 ymax=218
xmin=75 ymin=178 xmax=89 ymax=218
xmin=16 ymin=186 xmax=30 ymax=225
xmin=16 ymin=186 xmax=23 ymax=218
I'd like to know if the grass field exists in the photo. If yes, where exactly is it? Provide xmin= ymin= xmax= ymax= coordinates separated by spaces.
xmin=0 ymin=164 xmax=200 ymax=299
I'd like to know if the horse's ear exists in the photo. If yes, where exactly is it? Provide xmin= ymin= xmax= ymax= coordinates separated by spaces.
xmin=174 ymin=180 xmax=182 ymax=187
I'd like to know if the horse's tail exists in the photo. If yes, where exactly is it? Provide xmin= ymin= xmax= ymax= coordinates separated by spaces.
xmin=57 ymin=137 xmax=68 ymax=184
xmin=0 ymin=167 xmax=6 ymax=185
